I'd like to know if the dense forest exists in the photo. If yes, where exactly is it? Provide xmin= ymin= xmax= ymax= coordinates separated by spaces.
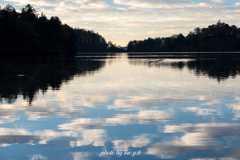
xmin=127 ymin=21 xmax=240 ymax=52
xmin=0 ymin=4 xmax=76 ymax=55
xmin=0 ymin=4 xmax=124 ymax=55
xmin=75 ymin=28 xmax=124 ymax=52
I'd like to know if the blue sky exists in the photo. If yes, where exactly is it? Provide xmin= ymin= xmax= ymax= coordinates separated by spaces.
xmin=1 ymin=0 xmax=240 ymax=46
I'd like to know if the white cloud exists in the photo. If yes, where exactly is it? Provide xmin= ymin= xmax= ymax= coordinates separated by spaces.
xmin=164 ymin=123 xmax=240 ymax=137
xmin=106 ymin=110 xmax=173 ymax=124
xmin=58 ymin=110 xmax=172 ymax=131
xmin=0 ymin=127 xmax=107 ymax=148
xmin=113 ymin=0 xmax=192 ymax=9
xmin=74 ymin=0 xmax=108 ymax=8
xmin=228 ymin=102 xmax=240 ymax=120
xmin=112 ymin=134 xmax=151 ymax=151
xmin=28 ymin=154 xmax=47 ymax=160
xmin=2 ymin=0 xmax=60 ymax=7
xmin=71 ymin=152 xmax=94 ymax=160
xmin=0 ymin=100 xmax=83 ymax=122
xmin=108 ymin=95 xmax=189 ymax=109
xmin=59 ymin=118 xmax=105 ymax=130
xmin=0 ymin=128 xmax=63 ymax=146
xmin=0 ymin=109 xmax=19 ymax=124
xmin=183 ymin=107 xmax=217 ymax=116
xmin=69 ymin=129 xmax=106 ymax=147
xmin=147 ymin=133 xmax=218 ymax=159
xmin=79 ymin=95 xmax=109 ymax=107
xmin=147 ymin=123 xmax=240 ymax=158
xmin=146 ymin=123 xmax=240 ymax=158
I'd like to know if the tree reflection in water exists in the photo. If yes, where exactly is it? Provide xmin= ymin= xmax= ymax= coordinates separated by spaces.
xmin=0 ymin=56 xmax=106 ymax=104
xmin=128 ymin=56 xmax=240 ymax=82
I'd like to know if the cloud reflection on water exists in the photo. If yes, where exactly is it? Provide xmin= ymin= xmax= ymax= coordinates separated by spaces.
xmin=58 ymin=110 xmax=173 ymax=131
xmin=1 ymin=55 xmax=240 ymax=159
xmin=147 ymin=123 xmax=240 ymax=159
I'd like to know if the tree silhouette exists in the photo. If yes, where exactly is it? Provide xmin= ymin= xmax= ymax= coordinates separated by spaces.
xmin=20 ymin=4 xmax=37 ymax=22
xmin=127 ymin=21 xmax=240 ymax=52
xmin=0 ymin=4 xmax=76 ymax=55
xmin=74 ymin=28 xmax=124 ymax=52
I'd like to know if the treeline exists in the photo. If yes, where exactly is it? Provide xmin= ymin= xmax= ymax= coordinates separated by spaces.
xmin=75 ymin=28 xmax=125 ymax=52
xmin=127 ymin=21 xmax=240 ymax=52
xmin=0 ymin=4 xmax=76 ymax=55
xmin=0 ymin=4 xmax=124 ymax=55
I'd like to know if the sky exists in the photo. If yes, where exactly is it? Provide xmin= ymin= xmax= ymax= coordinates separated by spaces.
xmin=0 ymin=0 xmax=240 ymax=46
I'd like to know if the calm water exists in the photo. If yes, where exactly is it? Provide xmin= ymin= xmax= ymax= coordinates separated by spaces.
xmin=1 ymin=53 xmax=240 ymax=160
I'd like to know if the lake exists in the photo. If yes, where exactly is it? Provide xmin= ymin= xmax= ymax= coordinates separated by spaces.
xmin=1 ymin=53 xmax=240 ymax=160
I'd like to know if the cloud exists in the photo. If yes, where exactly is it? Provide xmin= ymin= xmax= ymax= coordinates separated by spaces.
xmin=0 ymin=127 xmax=107 ymax=148
xmin=112 ymin=134 xmax=151 ymax=151
xmin=0 ymin=128 xmax=64 ymax=146
xmin=74 ymin=0 xmax=108 ymax=8
xmin=108 ymin=95 xmax=189 ymax=109
xmin=227 ymin=102 xmax=240 ymax=120
xmin=113 ymin=0 xmax=192 ymax=9
xmin=147 ymin=132 xmax=219 ymax=159
xmin=59 ymin=118 xmax=105 ymax=130
xmin=164 ymin=123 xmax=240 ymax=137
xmin=147 ymin=123 xmax=240 ymax=158
xmin=28 ymin=154 xmax=47 ymax=160
xmin=0 ymin=109 xmax=19 ymax=124
xmin=105 ymin=110 xmax=173 ymax=124
xmin=69 ymin=129 xmax=106 ymax=147
xmin=3 ymin=0 xmax=108 ymax=8
xmin=182 ymin=107 xmax=217 ymax=116
xmin=2 ymin=0 xmax=60 ymax=7
xmin=201 ymin=0 xmax=223 ymax=4
xmin=79 ymin=95 xmax=109 ymax=107
xmin=0 ymin=101 xmax=83 ymax=122
xmin=58 ymin=110 xmax=173 ymax=131
xmin=71 ymin=152 xmax=95 ymax=160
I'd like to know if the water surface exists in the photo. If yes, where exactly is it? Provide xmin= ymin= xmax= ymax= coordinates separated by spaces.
xmin=1 ymin=53 xmax=240 ymax=160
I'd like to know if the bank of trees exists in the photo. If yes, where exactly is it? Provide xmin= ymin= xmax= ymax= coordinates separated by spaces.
xmin=0 ymin=4 xmax=76 ymax=55
xmin=74 ymin=28 xmax=124 ymax=52
xmin=0 ymin=4 xmax=124 ymax=55
xmin=3 ymin=4 xmax=238 ymax=54
xmin=127 ymin=21 xmax=240 ymax=52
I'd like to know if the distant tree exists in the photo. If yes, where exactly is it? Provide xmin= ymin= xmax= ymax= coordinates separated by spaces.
xmin=74 ymin=28 xmax=123 ymax=52
xmin=20 ymin=4 xmax=37 ymax=22
xmin=107 ymin=41 xmax=124 ymax=52
xmin=75 ymin=28 xmax=107 ymax=52
xmin=127 ymin=21 xmax=240 ymax=52
xmin=194 ymin=27 xmax=201 ymax=34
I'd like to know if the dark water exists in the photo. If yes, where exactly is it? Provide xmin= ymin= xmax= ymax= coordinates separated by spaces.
xmin=1 ymin=53 xmax=240 ymax=160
